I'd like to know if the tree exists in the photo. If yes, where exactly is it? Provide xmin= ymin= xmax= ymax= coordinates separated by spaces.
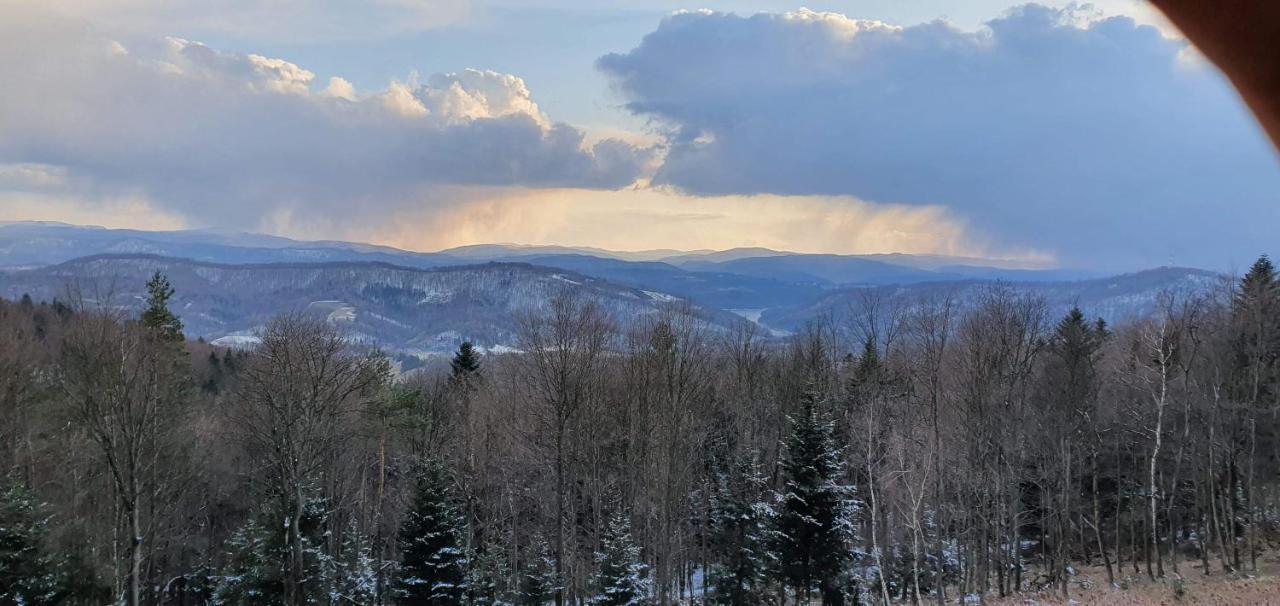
xmin=328 ymin=518 xmax=380 ymax=606
xmin=398 ymin=460 xmax=469 ymax=605
xmin=515 ymin=294 xmax=611 ymax=605
xmin=517 ymin=536 xmax=558 ymax=606
xmin=215 ymin=493 xmax=330 ymax=605
xmin=773 ymin=389 xmax=854 ymax=605
xmin=141 ymin=271 xmax=184 ymax=341
xmin=57 ymin=311 xmax=191 ymax=606
xmin=0 ymin=481 xmax=63 ymax=604
xmin=590 ymin=511 xmax=650 ymax=606
xmin=231 ymin=314 xmax=388 ymax=605
xmin=466 ymin=540 xmax=513 ymax=606
xmin=1036 ymin=307 xmax=1109 ymax=595
xmin=706 ymin=457 xmax=773 ymax=606
xmin=450 ymin=342 xmax=483 ymax=386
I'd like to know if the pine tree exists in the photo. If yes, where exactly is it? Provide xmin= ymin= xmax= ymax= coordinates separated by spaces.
xmin=398 ymin=461 xmax=468 ymax=605
xmin=0 ymin=482 xmax=64 ymax=604
xmin=773 ymin=390 xmax=855 ymax=604
xmin=517 ymin=535 xmax=558 ymax=606
xmin=141 ymin=271 xmax=184 ymax=341
xmin=590 ymin=511 xmax=651 ymax=606
xmin=214 ymin=494 xmax=330 ymax=605
xmin=706 ymin=457 xmax=773 ymax=606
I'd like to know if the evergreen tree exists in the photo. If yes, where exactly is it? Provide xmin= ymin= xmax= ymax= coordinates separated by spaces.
xmin=398 ymin=461 xmax=468 ymax=605
xmin=706 ymin=457 xmax=773 ymax=606
xmin=1043 ymin=307 xmax=1108 ymax=415
xmin=516 ymin=535 xmax=558 ymax=606
xmin=773 ymin=390 xmax=855 ymax=604
xmin=0 ymin=482 xmax=64 ymax=605
xmin=214 ymin=494 xmax=330 ymax=605
xmin=141 ymin=271 xmax=184 ymax=341
xmin=450 ymin=342 xmax=483 ymax=385
xmin=327 ymin=519 xmax=379 ymax=606
xmin=466 ymin=541 xmax=513 ymax=606
xmin=1231 ymin=255 xmax=1280 ymax=404
xmin=590 ymin=511 xmax=651 ymax=606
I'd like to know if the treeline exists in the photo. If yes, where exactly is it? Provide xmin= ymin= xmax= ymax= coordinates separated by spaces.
xmin=1 ymin=258 xmax=1279 ymax=605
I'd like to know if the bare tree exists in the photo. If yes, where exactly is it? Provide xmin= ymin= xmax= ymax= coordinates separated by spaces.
xmin=230 ymin=313 xmax=388 ymax=605
xmin=58 ymin=310 xmax=191 ymax=606
xmin=514 ymin=293 xmax=612 ymax=606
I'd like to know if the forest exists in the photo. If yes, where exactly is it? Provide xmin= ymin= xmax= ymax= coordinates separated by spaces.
xmin=1 ymin=256 xmax=1278 ymax=606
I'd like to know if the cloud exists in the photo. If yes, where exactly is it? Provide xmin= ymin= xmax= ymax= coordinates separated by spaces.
xmin=0 ymin=8 xmax=652 ymax=230
xmin=599 ymin=4 xmax=1280 ymax=268
xmin=313 ymin=187 xmax=1043 ymax=263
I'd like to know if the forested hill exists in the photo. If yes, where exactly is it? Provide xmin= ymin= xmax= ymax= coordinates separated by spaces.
xmin=0 ymin=254 xmax=745 ymax=353
xmin=761 ymin=266 xmax=1224 ymax=332
xmin=1 ymin=253 xmax=1279 ymax=605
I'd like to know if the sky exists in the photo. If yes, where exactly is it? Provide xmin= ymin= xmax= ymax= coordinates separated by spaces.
xmin=0 ymin=0 xmax=1277 ymax=270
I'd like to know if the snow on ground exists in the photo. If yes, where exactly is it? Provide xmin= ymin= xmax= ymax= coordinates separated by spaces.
xmin=642 ymin=290 xmax=681 ymax=303
xmin=210 ymin=335 xmax=261 ymax=349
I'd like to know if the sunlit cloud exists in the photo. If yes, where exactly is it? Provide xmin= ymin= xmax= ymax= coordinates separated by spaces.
xmin=319 ymin=187 xmax=1052 ymax=264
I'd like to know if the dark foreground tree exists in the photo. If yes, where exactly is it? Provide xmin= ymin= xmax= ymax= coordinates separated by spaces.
xmin=0 ymin=481 xmax=63 ymax=604
xmin=774 ymin=390 xmax=855 ymax=604
xmin=517 ymin=535 xmax=558 ymax=606
xmin=707 ymin=457 xmax=773 ymax=605
xmin=398 ymin=461 xmax=468 ymax=605
xmin=214 ymin=493 xmax=330 ymax=605
xmin=590 ymin=511 xmax=650 ymax=606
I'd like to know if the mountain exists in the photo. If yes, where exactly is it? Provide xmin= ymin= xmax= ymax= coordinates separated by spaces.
xmin=0 ymin=221 xmax=456 ymax=269
xmin=439 ymin=243 xmax=697 ymax=262
xmin=0 ymin=254 xmax=746 ymax=355
xmin=676 ymin=254 xmax=953 ymax=287
xmin=760 ymin=266 xmax=1225 ymax=333
xmin=4 ymin=222 xmax=1085 ymax=311
xmin=658 ymin=247 xmax=789 ymax=265
xmin=480 ymin=254 xmax=824 ymax=310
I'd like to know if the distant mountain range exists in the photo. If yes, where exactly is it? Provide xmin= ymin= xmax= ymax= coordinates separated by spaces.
xmin=0 ymin=254 xmax=745 ymax=356
xmin=0 ymin=222 xmax=1225 ymax=353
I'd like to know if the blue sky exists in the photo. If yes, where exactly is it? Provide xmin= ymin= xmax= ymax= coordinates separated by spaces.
xmin=0 ymin=0 xmax=1276 ymax=270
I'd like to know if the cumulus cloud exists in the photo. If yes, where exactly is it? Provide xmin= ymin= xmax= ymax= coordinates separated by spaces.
xmin=0 ymin=8 xmax=652 ymax=230
xmin=599 ymin=4 xmax=1280 ymax=268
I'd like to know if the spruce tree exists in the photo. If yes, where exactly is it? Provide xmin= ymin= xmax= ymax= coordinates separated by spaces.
xmin=214 ymin=494 xmax=330 ymax=605
xmin=590 ymin=511 xmax=651 ymax=606
xmin=773 ymin=390 xmax=855 ymax=604
xmin=466 ymin=541 xmax=513 ymax=606
xmin=327 ymin=518 xmax=379 ymax=606
xmin=706 ymin=457 xmax=773 ymax=606
xmin=398 ymin=460 xmax=468 ymax=605
xmin=141 ymin=271 xmax=184 ymax=341
xmin=0 ymin=482 xmax=63 ymax=604
xmin=517 ymin=535 xmax=558 ymax=606
xmin=450 ymin=342 xmax=483 ymax=385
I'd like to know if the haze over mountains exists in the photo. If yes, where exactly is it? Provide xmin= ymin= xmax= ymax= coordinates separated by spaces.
xmin=0 ymin=221 xmax=1225 ymax=354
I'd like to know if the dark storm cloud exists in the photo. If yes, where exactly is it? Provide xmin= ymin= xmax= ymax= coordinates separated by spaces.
xmin=599 ymin=5 xmax=1280 ymax=268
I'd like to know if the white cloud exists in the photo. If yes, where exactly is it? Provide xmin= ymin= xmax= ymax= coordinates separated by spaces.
xmin=0 ymin=7 xmax=651 ymax=230
xmin=599 ymin=3 xmax=1280 ymax=268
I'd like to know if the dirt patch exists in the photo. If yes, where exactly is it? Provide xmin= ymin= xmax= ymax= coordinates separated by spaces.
xmin=986 ymin=555 xmax=1280 ymax=605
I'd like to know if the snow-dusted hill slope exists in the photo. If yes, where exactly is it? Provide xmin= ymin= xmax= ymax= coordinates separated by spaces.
xmin=0 ymin=255 xmax=745 ymax=354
